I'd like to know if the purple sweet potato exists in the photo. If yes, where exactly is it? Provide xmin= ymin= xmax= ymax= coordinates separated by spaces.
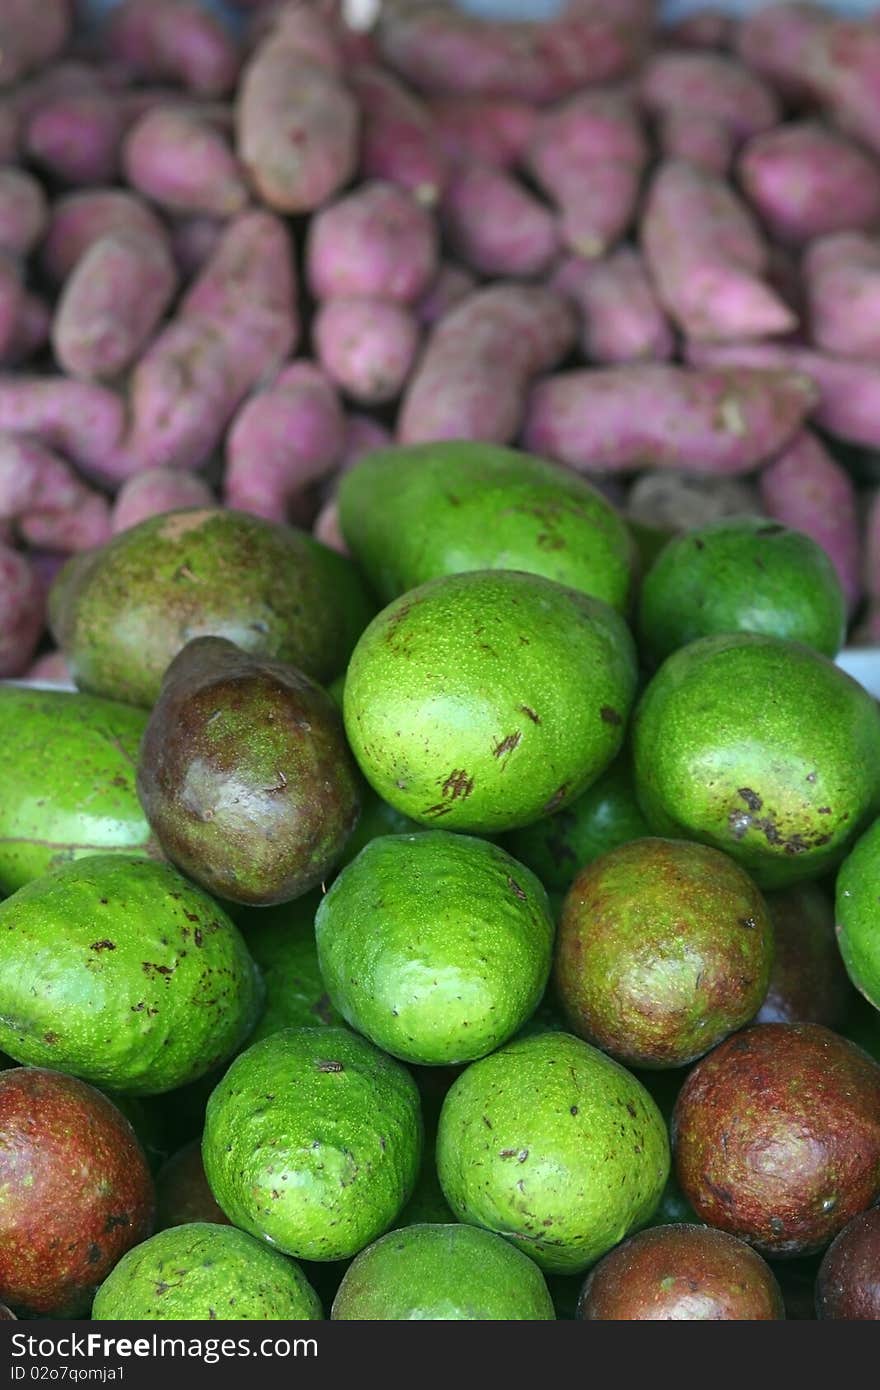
xmin=312 ymin=496 xmax=346 ymax=555
xmin=686 ymin=338 xmax=880 ymax=450
xmin=375 ymin=0 xmax=652 ymax=102
xmin=665 ymin=9 xmax=737 ymax=50
xmin=19 ymin=498 xmax=112 ymax=555
xmin=639 ymin=50 xmax=780 ymax=140
xmin=224 ymin=361 xmax=345 ymax=521
xmin=759 ymin=429 xmax=861 ymax=612
xmin=23 ymin=92 xmax=125 ymax=186
xmin=0 ymin=0 xmax=71 ymax=86
xmin=169 ymin=216 xmax=225 ymax=279
xmin=340 ymin=412 xmax=393 ymax=471
xmin=236 ymin=28 xmax=359 ymax=214
xmin=655 ymin=109 xmax=734 ymax=175
xmin=121 ymin=210 xmax=298 ymax=473
xmin=428 ymin=96 xmax=538 ymax=170
xmin=107 ymin=0 xmax=239 ymax=97
xmin=522 ymin=364 xmax=818 ymax=474
xmin=0 ymin=294 xmax=50 ymax=367
xmin=0 ymin=254 xmax=23 ymax=360
xmin=398 ymin=282 xmax=576 ymax=445
xmin=352 ymin=64 xmax=448 ymax=206
xmin=640 ymin=160 xmax=796 ymax=342
xmin=738 ymin=122 xmax=880 ymax=247
xmin=0 ymin=379 xmax=126 ymax=478
xmin=313 ymin=297 xmax=421 ymax=406
xmin=737 ymin=5 xmax=880 ymax=155
xmin=111 ymin=468 xmax=215 ymax=535
xmin=41 ymin=190 xmax=168 ymax=283
xmin=0 ymin=169 xmax=48 ymax=258
xmin=0 ymin=543 xmax=43 ymax=678
xmin=307 ymin=181 xmax=438 ymax=304
xmin=551 ymin=248 xmax=675 ymax=365
xmin=415 ymin=262 xmax=476 ymax=327
xmin=804 ymin=232 xmax=880 ymax=360
xmin=525 ymin=88 xmax=647 ymax=259
xmin=0 ymin=433 xmax=112 ymax=553
xmin=52 ymin=229 xmax=178 ymax=382
xmin=441 ymin=162 xmax=559 ymax=279
xmin=123 ymin=106 xmax=248 ymax=218
xmin=25 ymin=649 xmax=72 ymax=685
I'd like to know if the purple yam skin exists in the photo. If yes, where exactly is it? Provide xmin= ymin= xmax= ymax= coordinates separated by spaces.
xmin=441 ymin=161 xmax=559 ymax=278
xmin=123 ymin=107 xmax=249 ymax=219
xmin=552 ymin=248 xmax=675 ymax=365
xmin=522 ymin=364 xmax=817 ymax=475
xmin=307 ymin=181 xmax=438 ymax=304
xmin=314 ymin=298 xmax=421 ymax=407
xmin=738 ymin=122 xmax=880 ymax=246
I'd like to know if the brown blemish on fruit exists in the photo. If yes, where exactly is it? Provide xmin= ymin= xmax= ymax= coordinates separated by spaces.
xmin=493 ymin=732 xmax=521 ymax=758
xmin=316 ymin=1060 xmax=344 ymax=1073
xmin=441 ymin=769 xmax=474 ymax=800
xmin=600 ymin=706 xmax=622 ymax=725
xmin=507 ymin=876 xmax=527 ymax=901
xmin=90 ymin=940 xmax=116 ymax=952
xmin=543 ymin=784 xmax=569 ymax=814
xmin=520 ymin=706 xmax=541 ymax=724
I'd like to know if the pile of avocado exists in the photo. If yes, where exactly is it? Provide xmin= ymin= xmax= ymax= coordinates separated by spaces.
xmin=2 ymin=442 xmax=880 ymax=1323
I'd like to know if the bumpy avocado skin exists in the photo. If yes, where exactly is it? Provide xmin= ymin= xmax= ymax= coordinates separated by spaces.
xmin=639 ymin=517 xmax=846 ymax=665
xmin=239 ymin=890 xmax=345 ymax=1044
xmin=501 ymin=751 xmax=651 ymax=893
xmin=555 ymin=837 xmax=774 ymax=1068
xmin=337 ymin=441 xmax=635 ymax=613
xmin=0 ymin=687 xmax=157 ymax=894
xmin=137 ymin=637 xmax=361 ymax=905
xmin=0 ymin=855 xmax=262 ymax=1094
xmin=202 ymin=1027 xmax=422 ymax=1261
xmin=436 ymin=1031 xmax=669 ymax=1274
xmin=332 ymin=1222 xmax=555 ymax=1320
xmin=49 ymin=508 xmax=373 ymax=708
xmin=632 ymin=632 xmax=880 ymax=890
xmin=92 ymin=1223 xmax=322 ymax=1320
xmin=835 ymin=817 xmax=880 ymax=1010
xmin=315 ymin=831 xmax=555 ymax=1066
xmin=344 ymin=570 xmax=638 ymax=834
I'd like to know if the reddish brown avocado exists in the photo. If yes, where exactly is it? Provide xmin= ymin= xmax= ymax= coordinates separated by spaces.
xmin=577 ymin=1224 xmax=785 ymax=1320
xmin=137 ymin=636 xmax=361 ymax=905
xmin=673 ymin=1023 xmax=880 ymax=1256
xmin=756 ymin=883 xmax=855 ymax=1028
xmin=156 ymin=1140 xmax=232 ymax=1232
xmin=816 ymin=1207 xmax=880 ymax=1319
xmin=554 ymin=838 xmax=773 ymax=1068
xmin=0 ymin=1068 xmax=155 ymax=1317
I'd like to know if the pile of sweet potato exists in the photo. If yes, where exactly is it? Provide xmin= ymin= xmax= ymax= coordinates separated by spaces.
xmin=4 ymin=0 xmax=880 ymax=679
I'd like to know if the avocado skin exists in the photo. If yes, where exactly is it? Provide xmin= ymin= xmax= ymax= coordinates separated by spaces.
xmin=639 ymin=516 xmax=846 ymax=665
xmin=577 ymin=1225 xmax=785 ymax=1320
xmin=239 ymin=890 xmax=345 ymax=1044
xmin=338 ymin=441 xmax=634 ymax=613
xmin=555 ymin=837 xmax=774 ymax=1068
xmin=633 ymin=632 xmax=880 ymax=889
xmin=49 ymin=508 xmax=374 ymax=708
xmin=332 ymin=1222 xmax=555 ymax=1320
xmin=673 ymin=1023 xmax=880 ymax=1256
xmin=437 ymin=1031 xmax=669 ymax=1274
xmin=344 ymin=569 xmax=638 ymax=834
xmin=835 ymin=817 xmax=880 ymax=1011
xmin=137 ymin=637 xmax=361 ymax=905
xmin=0 ymin=855 xmax=262 ymax=1094
xmin=202 ymin=1027 xmax=422 ymax=1261
xmin=92 ymin=1223 xmax=322 ymax=1320
xmin=758 ymin=882 xmax=854 ymax=1028
xmin=501 ymin=751 xmax=650 ymax=893
xmin=0 ymin=686 xmax=157 ymax=894
xmin=316 ymin=831 xmax=554 ymax=1066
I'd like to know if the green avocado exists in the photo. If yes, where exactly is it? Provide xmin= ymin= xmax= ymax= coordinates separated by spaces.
xmin=49 ymin=508 xmax=374 ymax=708
xmin=0 ymin=855 xmax=262 ymax=1093
xmin=337 ymin=441 xmax=635 ymax=613
xmin=315 ymin=831 xmax=554 ymax=1066
xmin=500 ymin=750 xmax=651 ymax=893
xmin=92 ymin=1223 xmax=321 ymax=1320
xmin=638 ymin=517 xmax=846 ymax=665
xmin=136 ymin=637 xmax=361 ymax=905
xmin=436 ymin=1031 xmax=669 ymax=1273
xmin=239 ymin=890 xmax=344 ymax=1044
xmin=0 ymin=686 xmax=157 ymax=894
xmin=555 ymin=837 xmax=774 ymax=1068
xmin=202 ymin=1027 xmax=422 ymax=1261
xmin=835 ymin=817 xmax=880 ymax=1009
xmin=632 ymin=633 xmax=880 ymax=889
xmin=331 ymin=1223 xmax=555 ymax=1320
xmin=343 ymin=570 xmax=638 ymax=834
